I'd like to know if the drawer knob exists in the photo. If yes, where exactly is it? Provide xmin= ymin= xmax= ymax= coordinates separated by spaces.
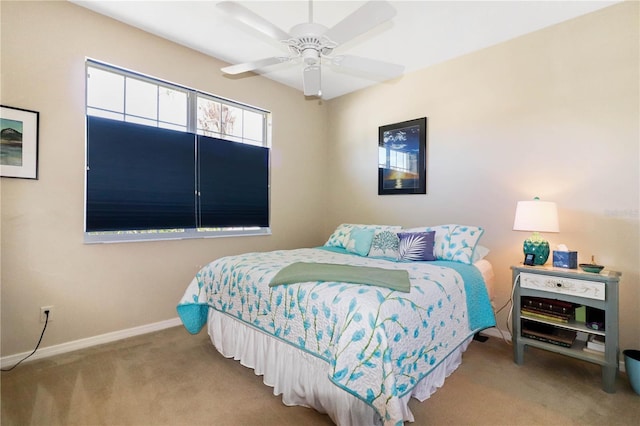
xmin=557 ymin=282 xmax=562 ymax=287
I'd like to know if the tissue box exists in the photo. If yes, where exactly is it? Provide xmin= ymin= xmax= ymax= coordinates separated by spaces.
xmin=553 ymin=251 xmax=578 ymax=269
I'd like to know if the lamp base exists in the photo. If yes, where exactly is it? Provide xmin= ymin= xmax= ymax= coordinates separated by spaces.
xmin=523 ymin=237 xmax=550 ymax=265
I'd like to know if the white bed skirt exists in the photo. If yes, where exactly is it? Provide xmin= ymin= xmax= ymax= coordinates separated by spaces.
xmin=207 ymin=309 xmax=472 ymax=425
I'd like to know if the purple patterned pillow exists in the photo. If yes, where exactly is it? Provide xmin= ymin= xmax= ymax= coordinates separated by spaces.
xmin=397 ymin=231 xmax=436 ymax=261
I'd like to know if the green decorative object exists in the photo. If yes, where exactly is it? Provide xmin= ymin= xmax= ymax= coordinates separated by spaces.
xmin=523 ymin=232 xmax=550 ymax=265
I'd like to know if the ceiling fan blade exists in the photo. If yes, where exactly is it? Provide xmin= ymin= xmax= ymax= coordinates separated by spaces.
xmin=303 ymin=66 xmax=321 ymax=97
xmin=332 ymin=55 xmax=404 ymax=79
xmin=217 ymin=1 xmax=290 ymax=41
xmin=221 ymin=57 xmax=291 ymax=75
xmin=324 ymin=1 xmax=396 ymax=45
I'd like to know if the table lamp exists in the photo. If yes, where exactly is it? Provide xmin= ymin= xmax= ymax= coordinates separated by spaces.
xmin=513 ymin=197 xmax=559 ymax=265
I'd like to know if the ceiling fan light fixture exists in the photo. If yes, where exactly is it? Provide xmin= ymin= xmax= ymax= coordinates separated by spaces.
xmin=303 ymin=65 xmax=321 ymax=97
xmin=302 ymin=48 xmax=320 ymax=66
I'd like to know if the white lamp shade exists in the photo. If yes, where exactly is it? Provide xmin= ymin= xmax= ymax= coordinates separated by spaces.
xmin=513 ymin=200 xmax=560 ymax=233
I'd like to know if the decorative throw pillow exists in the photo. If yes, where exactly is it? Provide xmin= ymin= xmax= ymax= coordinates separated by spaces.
xmin=345 ymin=227 xmax=376 ymax=256
xmin=403 ymin=224 xmax=484 ymax=264
xmin=367 ymin=229 xmax=401 ymax=259
xmin=325 ymin=224 xmax=359 ymax=248
xmin=325 ymin=224 xmax=400 ymax=250
xmin=472 ymin=245 xmax=490 ymax=263
xmin=397 ymin=231 xmax=436 ymax=261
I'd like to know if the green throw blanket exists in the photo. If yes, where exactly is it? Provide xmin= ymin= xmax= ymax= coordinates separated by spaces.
xmin=269 ymin=262 xmax=411 ymax=292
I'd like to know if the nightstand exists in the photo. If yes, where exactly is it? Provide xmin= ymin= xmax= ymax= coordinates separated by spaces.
xmin=511 ymin=265 xmax=621 ymax=393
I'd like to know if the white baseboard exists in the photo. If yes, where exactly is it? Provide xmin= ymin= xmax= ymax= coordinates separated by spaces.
xmin=1 ymin=317 xmax=182 ymax=369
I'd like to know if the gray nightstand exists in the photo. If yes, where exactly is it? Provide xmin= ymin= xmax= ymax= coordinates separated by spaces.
xmin=511 ymin=265 xmax=621 ymax=393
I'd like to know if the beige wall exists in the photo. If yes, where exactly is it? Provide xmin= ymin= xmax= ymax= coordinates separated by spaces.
xmin=0 ymin=1 xmax=329 ymax=356
xmin=1 ymin=0 xmax=638 ymax=359
xmin=326 ymin=2 xmax=639 ymax=350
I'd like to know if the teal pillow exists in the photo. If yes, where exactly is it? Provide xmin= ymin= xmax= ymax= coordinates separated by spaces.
xmin=345 ymin=227 xmax=376 ymax=256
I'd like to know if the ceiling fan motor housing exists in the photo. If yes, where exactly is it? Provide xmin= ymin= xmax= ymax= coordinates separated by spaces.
xmin=287 ymin=23 xmax=335 ymax=65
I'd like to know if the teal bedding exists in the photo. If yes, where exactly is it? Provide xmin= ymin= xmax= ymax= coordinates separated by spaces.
xmin=177 ymin=248 xmax=495 ymax=426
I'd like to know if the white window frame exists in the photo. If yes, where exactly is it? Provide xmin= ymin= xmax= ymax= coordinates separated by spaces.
xmin=84 ymin=59 xmax=272 ymax=244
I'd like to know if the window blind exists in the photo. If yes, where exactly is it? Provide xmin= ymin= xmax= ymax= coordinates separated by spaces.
xmin=86 ymin=116 xmax=269 ymax=232
xmin=198 ymin=135 xmax=269 ymax=228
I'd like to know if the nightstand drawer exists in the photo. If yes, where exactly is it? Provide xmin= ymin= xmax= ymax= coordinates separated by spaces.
xmin=520 ymin=272 xmax=605 ymax=300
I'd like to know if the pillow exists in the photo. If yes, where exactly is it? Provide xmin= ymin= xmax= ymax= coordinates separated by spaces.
xmin=325 ymin=224 xmax=400 ymax=249
xmin=403 ymin=224 xmax=484 ymax=264
xmin=367 ymin=229 xmax=401 ymax=259
xmin=345 ymin=227 xmax=376 ymax=256
xmin=397 ymin=231 xmax=436 ymax=261
xmin=472 ymin=245 xmax=490 ymax=263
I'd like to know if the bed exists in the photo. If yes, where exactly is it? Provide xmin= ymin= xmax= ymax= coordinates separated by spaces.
xmin=177 ymin=224 xmax=496 ymax=426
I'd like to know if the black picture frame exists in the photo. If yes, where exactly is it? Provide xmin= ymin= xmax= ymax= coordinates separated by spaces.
xmin=1 ymin=105 xmax=39 ymax=179
xmin=524 ymin=253 xmax=536 ymax=266
xmin=378 ymin=117 xmax=426 ymax=195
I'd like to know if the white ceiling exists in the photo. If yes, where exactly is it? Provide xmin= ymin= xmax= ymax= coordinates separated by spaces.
xmin=70 ymin=0 xmax=618 ymax=100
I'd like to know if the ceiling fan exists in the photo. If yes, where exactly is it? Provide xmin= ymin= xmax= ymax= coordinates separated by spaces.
xmin=218 ymin=0 xmax=404 ymax=97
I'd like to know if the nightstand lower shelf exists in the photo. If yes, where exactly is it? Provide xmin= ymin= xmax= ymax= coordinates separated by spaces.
xmin=515 ymin=336 xmax=616 ymax=393
xmin=515 ymin=335 xmax=605 ymax=364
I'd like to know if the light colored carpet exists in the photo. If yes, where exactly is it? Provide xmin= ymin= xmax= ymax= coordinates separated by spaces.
xmin=2 ymin=326 xmax=638 ymax=425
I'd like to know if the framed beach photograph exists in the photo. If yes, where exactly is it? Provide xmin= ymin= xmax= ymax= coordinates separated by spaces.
xmin=378 ymin=117 xmax=426 ymax=195
xmin=1 ymin=105 xmax=39 ymax=179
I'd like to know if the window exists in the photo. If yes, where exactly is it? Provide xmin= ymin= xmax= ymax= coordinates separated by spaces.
xmin=85 ymin=60 xmax=271 ymax=243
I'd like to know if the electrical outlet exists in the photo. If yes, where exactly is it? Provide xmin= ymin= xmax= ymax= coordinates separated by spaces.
xmin=40 ymin=306 xmax=53 ymax=323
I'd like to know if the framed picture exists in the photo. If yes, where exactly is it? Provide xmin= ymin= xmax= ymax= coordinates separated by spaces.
xmin=1 ymin=105 xmax=39 ymax=179
xmin=378 ymin=117 xmax=426 ymax=195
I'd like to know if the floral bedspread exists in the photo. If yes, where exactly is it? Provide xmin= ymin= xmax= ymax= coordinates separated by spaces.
xmin=177 ymin=248 xmax=495 ymax=426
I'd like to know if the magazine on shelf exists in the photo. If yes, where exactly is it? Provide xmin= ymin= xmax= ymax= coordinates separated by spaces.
xmin=586 ymin=334 xmax=605 ymax=352
xmin=521 ymin=319 xmax=577 ymax=348
xmin=521 ymin=307 xmax=572 ymax=323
